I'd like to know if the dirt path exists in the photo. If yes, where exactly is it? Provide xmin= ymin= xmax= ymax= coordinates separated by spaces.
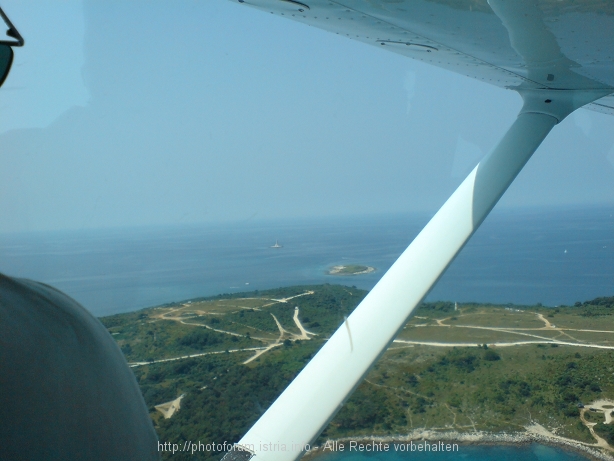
xmin=261 ymin=291 xmax=315 ymax=307
xmin=393 ymin=338 xmax=614 ymax=350
xmin=536 ymin=313 xmax=555 ymax=329
xmin=242 ymin=342 xmax=283 ymax=365
xmin=179 ymin=318 xmax=245 ymax=336
xmin=436 ymin=314 xmax=614 ymax=334
xmin=524 ymin=422 xmax=605 ymax=450
xmin=271 ymin=313 xmax=292 ymax=338
xmin=578 ymin=399 xmax=614 ymax=451
xmin=149 ymin=293 xmax=317 ymax=366
xmin=155 ymin=394 xmax=185 ymax=419
xmin=243 ymin=314 xmax=288 ymax=365
xmin=128 ymin=346 xmax=270 ymax=368
xmin=412 ymin=316 xmax=614 ymax=350
xmin=293 ymin=307 xmax=316 ymax=339
xmin=580 ymin=410 xmax=613 ymax=450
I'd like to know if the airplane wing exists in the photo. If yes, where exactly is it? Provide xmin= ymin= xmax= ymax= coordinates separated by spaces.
xmin=236 ymin=0 xmax=614 ymax=114
xmin=224 ymin=2 xmax=614 ymax=461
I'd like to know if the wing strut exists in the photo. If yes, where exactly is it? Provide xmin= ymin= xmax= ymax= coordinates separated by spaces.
xmin=226 ymin=89 xmax=608 ymax=461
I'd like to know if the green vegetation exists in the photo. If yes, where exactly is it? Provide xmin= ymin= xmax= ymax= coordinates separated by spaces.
xmin=100 ymin=286 xmax=614 ymax=460
xmin=575 ymin=295 xmax=614 ymax=317
xmin=324 ymin=344 xmax=611 ymax=443
xmin=595 ymin=422 xmax=614 ymax=444
xmin=100 ymin=310 xmax=260 ymax=363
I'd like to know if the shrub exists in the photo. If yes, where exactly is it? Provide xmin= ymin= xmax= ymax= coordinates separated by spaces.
xmin=484 ymin=349 xmax=501 ymax=361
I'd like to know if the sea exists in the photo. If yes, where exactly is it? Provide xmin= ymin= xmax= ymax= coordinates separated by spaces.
xmin=1 ymin=205 xmax=612 ymax=318
xmin=2 ymin=204 xmax=612 ymax=461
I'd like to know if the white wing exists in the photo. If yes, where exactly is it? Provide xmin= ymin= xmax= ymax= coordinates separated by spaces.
xmin=224 ymin=2 xmax=614 ymax=460
xmin=237 ymin=0 xmax=614 ymax=113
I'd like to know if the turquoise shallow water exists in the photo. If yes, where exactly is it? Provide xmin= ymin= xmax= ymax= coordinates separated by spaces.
xmin=314 ymin=443 xmax=591 ymax=461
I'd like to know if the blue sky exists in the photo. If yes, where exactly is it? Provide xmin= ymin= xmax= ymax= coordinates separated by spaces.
xmin=0 ymin=0 xmax=613 ymax=233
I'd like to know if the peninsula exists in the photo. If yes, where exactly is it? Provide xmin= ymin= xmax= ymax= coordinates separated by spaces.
xmin=100 ymin=285 xmax=614 ymax=461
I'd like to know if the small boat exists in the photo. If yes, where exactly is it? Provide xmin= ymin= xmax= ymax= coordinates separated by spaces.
xmin=271 ymin=240 xmax=283 ymax=248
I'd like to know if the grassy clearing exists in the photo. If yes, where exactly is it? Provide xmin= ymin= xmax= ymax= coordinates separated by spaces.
xmin=398 ymin=326 xmax=532 ymax=344
xmin=452 ymin=311 xmax=545 ymax=329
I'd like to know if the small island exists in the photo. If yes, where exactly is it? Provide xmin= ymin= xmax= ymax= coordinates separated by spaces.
xmin=328 ymin=264 xmax=375 ymax=276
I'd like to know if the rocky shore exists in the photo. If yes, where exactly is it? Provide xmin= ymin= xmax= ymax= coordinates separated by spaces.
xmin=305 ymin=429 xmax=613 ymax=461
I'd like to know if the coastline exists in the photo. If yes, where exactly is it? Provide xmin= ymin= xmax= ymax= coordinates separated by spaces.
xmin=304 ymin=430 xmax=614 ymax=461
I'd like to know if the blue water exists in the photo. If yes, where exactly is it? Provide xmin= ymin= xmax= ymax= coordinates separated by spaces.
xmin=315 ymin=443 xmax=589 ymax=461
xmin=0 ymin=205 xmax=613 ymax=317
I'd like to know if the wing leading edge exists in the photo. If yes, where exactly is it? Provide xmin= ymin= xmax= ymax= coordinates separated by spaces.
xmin=237 ymin=0 xmax=614 ymax=114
